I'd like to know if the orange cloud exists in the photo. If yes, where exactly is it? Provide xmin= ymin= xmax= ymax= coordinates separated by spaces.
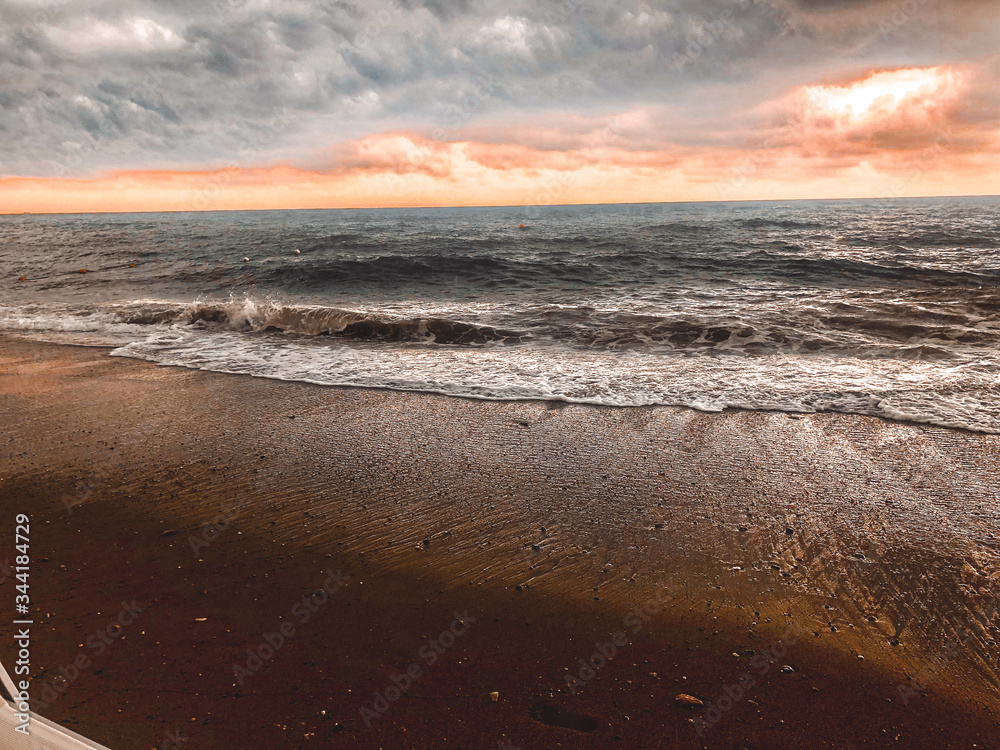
xmin=2 ymin=62 xmax=997 ymax=214
xmin=788 ymin=64 xmax=994 ymax=154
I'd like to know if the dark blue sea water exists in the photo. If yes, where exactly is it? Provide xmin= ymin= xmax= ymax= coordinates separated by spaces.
xmin=2 ymin=197 xmax=998 ymax=431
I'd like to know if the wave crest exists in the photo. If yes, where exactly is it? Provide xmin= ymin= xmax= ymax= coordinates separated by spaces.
xmin=179 ymin=299 xmax=526 ymax=345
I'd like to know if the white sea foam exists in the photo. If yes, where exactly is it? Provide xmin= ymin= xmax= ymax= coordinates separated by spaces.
xmin=2 ymin=298 xmax=998 ymax=433
xmin=105 ymin=326 xmax=1000 ymax=434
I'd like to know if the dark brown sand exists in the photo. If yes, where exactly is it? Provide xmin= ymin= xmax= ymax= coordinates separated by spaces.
xmin=1 ymin=336 xmax=998 ymax=749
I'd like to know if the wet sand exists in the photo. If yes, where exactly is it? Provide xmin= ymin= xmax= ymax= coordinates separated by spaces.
xmin=0 ymin=335 xmax=998 ymax=749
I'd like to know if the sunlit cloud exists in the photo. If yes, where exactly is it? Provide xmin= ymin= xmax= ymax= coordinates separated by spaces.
xmin=804 ymin=66 xmax=956 ymax=118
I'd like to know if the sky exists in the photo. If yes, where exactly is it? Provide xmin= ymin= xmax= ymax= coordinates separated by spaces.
xmin=0 ymin=0 xmax=997 ymax=213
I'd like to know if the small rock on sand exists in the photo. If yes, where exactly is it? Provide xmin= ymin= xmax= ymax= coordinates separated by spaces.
xmin=674 ymin=694 xmax=704 ymax=707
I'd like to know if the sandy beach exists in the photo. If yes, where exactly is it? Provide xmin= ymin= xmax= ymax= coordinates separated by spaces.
xmin=1 ymin=335 xmax=998 ymax=749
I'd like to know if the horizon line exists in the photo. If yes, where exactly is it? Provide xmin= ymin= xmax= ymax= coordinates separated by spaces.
xmin=1 ymin=192 xmax=997 ymax=218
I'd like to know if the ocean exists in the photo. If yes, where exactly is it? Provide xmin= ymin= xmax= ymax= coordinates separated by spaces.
xmin=2 ymin=197 xmax=998 ymax=432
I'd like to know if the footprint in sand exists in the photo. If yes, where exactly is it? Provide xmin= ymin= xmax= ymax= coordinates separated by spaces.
xmin=528 ymin=701 xmax=599 ymax=733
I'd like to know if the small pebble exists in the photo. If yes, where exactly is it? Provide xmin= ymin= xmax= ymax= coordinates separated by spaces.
xmin=674 ymin=694 xmax=704 ymax=707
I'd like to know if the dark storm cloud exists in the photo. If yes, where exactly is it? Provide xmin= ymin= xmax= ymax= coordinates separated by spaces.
xmin=0 ymin=0 xmax=994 ymax=177
xmin=788 ymin=0 xmax=991 ymax=9
xmin=790 ymin=0 xmax=875 ymax=9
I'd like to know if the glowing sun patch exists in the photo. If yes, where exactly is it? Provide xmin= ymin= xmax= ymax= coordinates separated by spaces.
xmin=804 ymin=67 xmax=958 ymax=118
